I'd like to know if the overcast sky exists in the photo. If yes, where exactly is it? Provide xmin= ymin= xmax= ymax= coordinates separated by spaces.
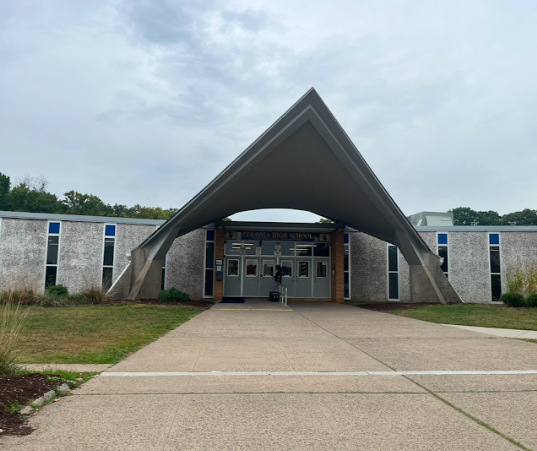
xmin=1 ymin=0 xmax=536 ymax=222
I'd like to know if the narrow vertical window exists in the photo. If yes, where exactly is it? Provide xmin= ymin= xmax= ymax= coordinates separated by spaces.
xmin=45 ymin=222 xmax=61 ymax=288
xmin=489 ymin=233 xmax=501 ymax=302
xmin=437 ymin=233 xmax=449 ymax=279
xmin=102 ymin=224 xmax=116 ymax=290
xmin=204 ymin=230 xmax=215 ymax=297
xmin=344 ymin=233 xmax=351 ymax=300
xmin=161 ymin=254 xmax=167 ymax=290
xmin=387 ymin=244 xmax=399 ymax=300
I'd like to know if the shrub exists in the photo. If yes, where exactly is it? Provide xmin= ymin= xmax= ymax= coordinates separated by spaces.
xmin=78 ymin=285 xmax=109 ymax=304
xmin=506 ymin=263 xmax=537 ymax=298
xmin=500 ymin=292 xmax=525 ymax=308
xmin=158 ymin=288 xmax=190 ymax=302
xmin=526 ymin=293 xmax=537 ymax=308
xmin=46 ymin=284 xmax=69 ymax=297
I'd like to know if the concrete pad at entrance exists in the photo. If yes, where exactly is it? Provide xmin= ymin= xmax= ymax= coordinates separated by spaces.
xmin=348 ymin=337 xmax=537 ymax=371
xmin=441 ymin=391 xmax=537 ymax=450
xmin=159 ymin=393 xmax=519 ymax=451
xmin=78 ymin=375 xmax=425 ymax=395
xmin=407 ymin=373 xmax=537 ymax=393
xmin=444 ymin=324 xmax=537 ymax=339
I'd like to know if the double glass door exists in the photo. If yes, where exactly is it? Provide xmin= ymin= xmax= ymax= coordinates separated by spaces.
xmin=223 ymin=256 xmax=330 ymax=299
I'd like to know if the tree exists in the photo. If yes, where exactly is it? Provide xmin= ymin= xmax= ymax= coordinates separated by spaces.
xmin=500 ymin=209 xmax=537 ymax=226
xmin=10 ymin=183 xmax=63 ymax=213
xmin=0 ymin=173 xmax=10 ymax=210
xmin=316 ymin=218 xmax=335 ymax=224
xmin=62 ymin=191 xmax=107 ymax=216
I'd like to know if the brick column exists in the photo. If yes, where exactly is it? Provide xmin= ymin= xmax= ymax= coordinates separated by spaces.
xmin=214 ymin=228 xmax=225 ymax=301
xmin=331 ymin=230 xmax=345 ymax=303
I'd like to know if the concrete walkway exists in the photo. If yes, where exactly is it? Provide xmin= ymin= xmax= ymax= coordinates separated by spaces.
xmin=444 ymin=323 xmax=537 ymax=339
xmin=3 ymin=302 xmax=537 ymax=450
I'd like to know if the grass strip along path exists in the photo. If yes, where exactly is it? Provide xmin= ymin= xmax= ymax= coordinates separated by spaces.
xmin=5 ymin=304 xmax=204 ymax=364
xmin=387 ymin=303 xmax=537 ymax=331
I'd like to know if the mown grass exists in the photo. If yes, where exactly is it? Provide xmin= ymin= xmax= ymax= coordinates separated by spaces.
xmin=391 ymin=304 xmax=537 ymax=330
xmin=0 ymin=304 xmax=203 ymax=364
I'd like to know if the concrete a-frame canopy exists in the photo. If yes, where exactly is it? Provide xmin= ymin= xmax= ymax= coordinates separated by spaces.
xmin=110 ymin=88 xmax=461 ymax=304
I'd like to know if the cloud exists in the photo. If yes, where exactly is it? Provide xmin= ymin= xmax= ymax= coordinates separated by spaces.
xmin=0 ymin=0 xmax=536 ymax=221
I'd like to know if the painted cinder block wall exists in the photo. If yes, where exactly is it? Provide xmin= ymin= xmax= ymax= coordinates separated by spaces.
xmin=2 ymin=214 xmax=537 ymax=303
xmin=0 ymin=218 xmax=47 ymax=290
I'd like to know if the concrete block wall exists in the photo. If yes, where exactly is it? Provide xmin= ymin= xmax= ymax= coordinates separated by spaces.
xmin=166 ymin=229 xmax=206 ymax=301
xmin=350 ymin=232 xmax=387 ymax=302
xmin=115 ymin=224 xmax=157 ymax=285
xmin=57 ymin=221 xmax=104 ymax=291
xmin=0 ymin=218 xmax=47 ymax=290
xmin=501 ymin=232 xmax=537 ymax=291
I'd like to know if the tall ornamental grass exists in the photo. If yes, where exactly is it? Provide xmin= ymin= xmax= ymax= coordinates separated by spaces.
xmin=507 ymin=263 xmax=537 ymax=298
xmin=0 ymin=293 xmax=29 ymax=375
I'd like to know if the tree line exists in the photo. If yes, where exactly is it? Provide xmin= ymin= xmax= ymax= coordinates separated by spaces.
xmin=0 ymin=173 xmax=177 ymax=220
xmin=0 ymin=173 xmax=534 ymax=224
xmin=450 ymin=207 xmax=536 ymax=226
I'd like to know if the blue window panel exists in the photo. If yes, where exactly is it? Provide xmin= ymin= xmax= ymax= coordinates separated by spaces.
xmin=48 ymin=222 xmax=60 ymax=234
xmin=437 ymin=233 xmax=448 ymax=245
xmin=344 ymin=233 xmax=349 ymax=244
xmin=489 ymin=234 xmax=500 ymax=245
xmin=206 ymin=230 xmax=215 ymax=241
xmin=105 ymin=224 xmax=116 ymax=237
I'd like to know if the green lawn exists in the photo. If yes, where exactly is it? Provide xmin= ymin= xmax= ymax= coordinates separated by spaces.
xmin=6 ymin=304 xmax=204 ymax=364
xmin=390 ymin=304 xmax=537 ymax=330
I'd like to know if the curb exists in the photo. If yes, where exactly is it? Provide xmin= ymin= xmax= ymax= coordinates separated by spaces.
xmin=19 ymin=382 xmax=72 ymax=416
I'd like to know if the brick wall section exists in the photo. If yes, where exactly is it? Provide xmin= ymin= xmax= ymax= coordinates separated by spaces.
xmin=331 ymin=230 xmax=345 ymax=303
xmin=214 ymin=228 xmax=225 ymax=301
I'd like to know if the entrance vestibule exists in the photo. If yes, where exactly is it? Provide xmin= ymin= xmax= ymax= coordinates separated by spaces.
xmin=222 ymin=232 xmax=331 ymax=299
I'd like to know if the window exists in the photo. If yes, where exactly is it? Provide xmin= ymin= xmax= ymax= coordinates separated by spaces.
xmin=437 ymin=233 xmax=449 ymax=278
xmin=344 ymin=233 xmax=351 ymax=300
xmin=387 ymin=244 xmax=399 ymax=300
xmin=45 ymin=222 xmax=61 ymax=288
xmin=281 ymin=260 xmax=293 ymax=277
xmin=204 ymin=230 xmax=215 ymax=297
xmin=227 ymin=259 xmax=239 ymax=276
xmin=298 ymin=261 xmax=309 ymax=277
xmin=313 ymin=243 xmax=330 ymax=257
xmin=316 ymin=261 xmax=327 ymax=278
xmin=102 ymin=224 xmax=116 ymax=290
xmin=245 ymin=259 xmax=258 ymax=276
xmin=489 ymin=233 xmax=502 ymax=302
xmin=263 ymin=260 xmax=274 ymax=277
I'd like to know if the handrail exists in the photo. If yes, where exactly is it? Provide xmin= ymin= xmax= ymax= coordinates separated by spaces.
xmin=278 ymin=284 xmax=288 ymax=306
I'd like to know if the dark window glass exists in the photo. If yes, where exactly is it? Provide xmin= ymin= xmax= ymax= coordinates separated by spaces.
xmin=491 ymin=274 xmax=502 ymax=301
xmin=103 ymin=238 xmax=115 ymax=266
xmin=295 ymin=243 xmax=312 ymax=256
xmin=205 ymin=243 xmax=214 ymax=269
xmin=344 ymin=272 xmax=349 ymax=298
xmin=313 ymin=243 xmax=330 ymax=256
xmin=489 ymin=234 xmax=500 ymax=245
xmin=161 ymin=268 xmax=166 ymax=290
xmin=45 ymin=266 xmax=57 ymax=287
xmin=48 ymin=222 xmax=60 ymax=234
xmin=281 ymin=261 xmax=292 ymax=277
xmin=105 ymin=224 xmax=116 ymax=237
xmin=438 ymin=246 xmax=448 ymax=273
xmin=490 ymin=247 xmax=501 ymax=273
xmin=344 ymin=234 xmax=349 ymax=244
xmin=46 ymin=236 xmax=59 ymax=264
xmin=344 ymin=247 xmax=349 ymax=272
xmin=204 ymin=270 xmax=214 ymax=296
xmin=316 ymin=262 xmax=327 ymax=278
xmin=388 ymin=273 xmax=399 ymax=299
xmin=388 ymin=246 xmax=398 ymax=272
xmin=206 ymin=230 xmax=215 ymax=241
xmin=437 ymin=233 xmax=448 ymax=245
xmin=102 ymin=267 xmax=113 ymax=290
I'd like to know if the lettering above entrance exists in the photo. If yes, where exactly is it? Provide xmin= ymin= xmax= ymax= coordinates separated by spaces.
xmin=225 ymin=231 xmax=330 ymax=242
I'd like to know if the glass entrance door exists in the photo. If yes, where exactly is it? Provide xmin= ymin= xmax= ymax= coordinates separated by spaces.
xmin=242 ymin=258 xmax=260 ymax=297
xmin=313 ymin=259 xmax=330 ymax=298
xmin=295 ymin=260 xmax=312 ymax=298
xmin=223 ymin=258 xmax=241 ymax=297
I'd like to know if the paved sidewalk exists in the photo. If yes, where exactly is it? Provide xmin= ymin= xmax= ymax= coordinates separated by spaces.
xmin=444 ymin=324 xmax=537 ymax=339
xmin=2 ymin=302 xmax=537 ymax=450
